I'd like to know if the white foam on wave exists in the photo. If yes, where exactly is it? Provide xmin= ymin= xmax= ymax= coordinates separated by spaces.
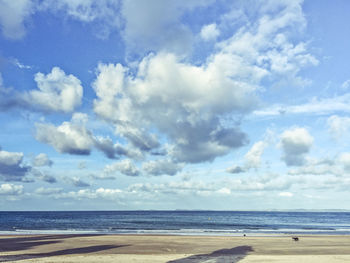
xmin=0 ymin=229 xmax=100 ymax=235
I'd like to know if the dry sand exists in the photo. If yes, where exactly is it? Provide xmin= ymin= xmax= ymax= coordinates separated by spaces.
xmin=0 ymin=234 xmax=350 ymax=262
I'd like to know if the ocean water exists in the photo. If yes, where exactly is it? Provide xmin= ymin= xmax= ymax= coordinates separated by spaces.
xmin=0 ymin=211 xmax=350 ymax=235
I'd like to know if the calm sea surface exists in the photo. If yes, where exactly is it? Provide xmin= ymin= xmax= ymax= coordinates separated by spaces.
xmin=0 ymin=211 xmax=350 ymax=235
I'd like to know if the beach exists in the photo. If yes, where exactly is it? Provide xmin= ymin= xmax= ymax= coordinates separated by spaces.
xmin=0 ymin=234 xmax=350 ymax=262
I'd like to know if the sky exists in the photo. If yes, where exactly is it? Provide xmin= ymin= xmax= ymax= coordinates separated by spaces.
xmin=1 ymin=0 xmax=350 ymax=211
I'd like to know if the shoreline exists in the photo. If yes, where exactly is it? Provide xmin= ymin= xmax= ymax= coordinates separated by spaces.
xmin=0 ymin=230 xmax=350 ymax=238
xmin=1 ymin=234 xmax=350 ymax=262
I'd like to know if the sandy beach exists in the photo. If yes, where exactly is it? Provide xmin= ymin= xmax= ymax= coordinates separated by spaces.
xmin=0 ymin=234 xmax=350 ymax=262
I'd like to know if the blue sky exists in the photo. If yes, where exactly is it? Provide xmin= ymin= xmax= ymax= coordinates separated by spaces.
xmin=1 ymin=0 xmax=350 ymax=211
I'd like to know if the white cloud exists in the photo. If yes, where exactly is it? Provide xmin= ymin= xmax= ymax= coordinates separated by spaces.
xmin=89 ymin=172 xmax=115 ymax=180
xmin=23 ymin=67 xmax=83 ymax=113
xmin=288 ymin=160 xmax=340 ymax=176
xmin=1 ymin=67 xmax=83 ymax=113
xmin=217 ymin=187 xmax=231 ymax=195
xmin=121 ymin=0 xmax=214 ymax=54
xmin=35 ymin=187 xmax=62 ymax=195
xmin=245 ymin=141 xmax=266 ymax=169
xmin=0 ymin=0 xmax=33 ymax=39
xmin=0 ymin=150 xmax=29 ymax=181
xmin=33 ymin=153 xmax=53 ymax=167
xmin=31 ymin=169 xmax=57 ymax=183
xmin=56 ymin=187 xmax=123 ymax=200
xmin=327 ymin=115 xmax=350 ymax=139
xmin=224 ymin=173 xmax=292 ymax=191
xmin=92 ymin=1 xmax=316 ymax=166
xmin=339 ymin=153 xmax=350 ymax=172
xmin=35 ymin=113 xmax=143 ymax=160
xmin=142 ymin=159 xmax=183 ymax=176
xmin=104 ymin=159 xmax=140 ymax=177
xmin=43 ymin=173 xmax=350 ymax=202
xmin=226 ymin=165 xmax=245 ymax=174
xmin=71 ymin=177 xmax=90 ymax=187
xmin=254 ymin=94 xmax=350 ymax=117
xmin=200 ymin=23 xmax=220 ymax=41
xmin=35 ymin=114 xmax=94 ymax=155
xmin=36 ymin=171 xmax=350 ymax=202
xmin=280 ymin=127 xmax=313 ymax=166
xmin=126 ymin=173 xmax=292 ymax=195
xmin=95 ymin=187 xmax=122 ymax=199
xmin=0 ymin=183 xmax=23 ymax=195
xmin=216 ymin=1 xmax=317 ymax=86
xmin=93 ymin=53 xmax=253 ymax=163
xmin=10 ymin=58 xmax=32 ymax=69
xmin=279 ymin=192 xmax=293 ymax=197
xmin=0 ymin=150 xmax=23 ymax=166
xmin=116 ymin=125 xmax=160 ymax=152
xmin=226 ymin=137 xmax=269 ymax=173
xmin=94 ymin=136 xmax=118 ymax=159
xmin=41 ymin=0 xmax=117 ymax=22
xmin=40 ymin=0 xmax=121 ymax=39
xmin=94 ymin=136 xmax=143 ymax=160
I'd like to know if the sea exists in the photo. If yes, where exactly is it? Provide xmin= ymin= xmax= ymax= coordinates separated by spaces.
xmin=1 ymin=211 xmax=350 ymax=236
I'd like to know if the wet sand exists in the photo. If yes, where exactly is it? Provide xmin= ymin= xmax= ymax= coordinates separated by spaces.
xmin=0 ymin=234 xmax=350 ymax=262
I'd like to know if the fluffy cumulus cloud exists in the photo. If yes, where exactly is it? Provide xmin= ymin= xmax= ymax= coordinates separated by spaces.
xmin=0 ymin=0 xmax=33 ymax=39
xmin=104 ymin=159 xmax=140 ymax=176
xmin=142 ymin=159 xmax=183 ymax=176
xmin=0 ymin=183 xmax=23 ymax=195
xmin=280 ymin=127 xmax=313 ymax=166
xmin=0 ymin=67 xmax=83 ymax=113
xmin=93 ymin=53 xmax=252 ymax=164
xmin=95 ymin=137 xmax=142 ymax=160
xmin=92 ymin=0 xmax=316 ymax=166
xmin=24 ymin=67 xmax=83 ymax=113
xmin=33 ymin=153 xmax=53 ymax=167
xmin=35 ymin=113 xmax=143 ymax=159
xmin=0 ymin=149 xmax=30 ymax=181
xmin=35 ymin=113 xmax=94 ymax=155
xmin=0 ymin=0 xmax=326 ymax=207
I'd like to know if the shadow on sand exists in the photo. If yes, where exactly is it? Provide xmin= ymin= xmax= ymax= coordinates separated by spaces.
xmin=168 ymin=246 xmax=253 ymax=263
xmin=0 ymin=235 xmax=128 ymax=262
xmin=0 ymin=235 xmax=103 ymax=252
